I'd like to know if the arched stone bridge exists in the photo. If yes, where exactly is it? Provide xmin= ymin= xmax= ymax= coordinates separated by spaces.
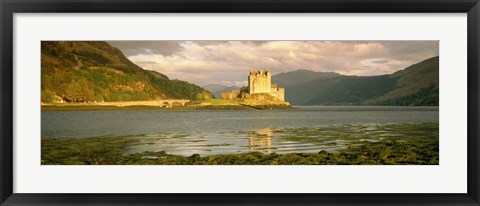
xmin=103 ymin=99 xmax=191 ymax=108
xmin=159 ymin=99 xmax=191 ymax=108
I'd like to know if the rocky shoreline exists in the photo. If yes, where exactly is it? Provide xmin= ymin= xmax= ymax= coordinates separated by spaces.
xmin=41 ymin=123 xmax=439 ymax=165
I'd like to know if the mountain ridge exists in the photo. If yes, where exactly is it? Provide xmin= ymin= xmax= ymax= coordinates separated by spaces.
xmin=203 ymin=84 xmax=241 ymax=98
xmin=272 ymin=56 xmax=439 ymax=106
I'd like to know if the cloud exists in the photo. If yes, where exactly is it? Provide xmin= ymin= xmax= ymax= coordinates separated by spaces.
xmin=107 ymin=41 xmax=184 ymax=56
xmin=110 ymin=40 xmax=439 ymax=86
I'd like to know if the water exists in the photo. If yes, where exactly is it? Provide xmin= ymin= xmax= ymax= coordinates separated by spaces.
xmin=42 ymin=106 xmax=439 ymax=156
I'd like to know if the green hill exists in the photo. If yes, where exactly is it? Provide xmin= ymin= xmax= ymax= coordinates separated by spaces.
xmin=373 ymin=56 xmax=439 ymax=104
xmin=41 ymin=41 xmax=212 ymax=103
xmin=273 ymin=56 xmax=439 ymax=106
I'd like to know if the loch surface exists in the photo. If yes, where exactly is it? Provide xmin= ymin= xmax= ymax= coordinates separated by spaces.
xmin=41 ymin=106 xmax=439 ymax=156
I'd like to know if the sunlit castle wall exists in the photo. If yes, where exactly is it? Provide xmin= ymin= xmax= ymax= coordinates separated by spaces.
xmin=270 ymin=87 xmax=285 ymax=102
xmin=248 ymin=69 xmax=272 ymax=94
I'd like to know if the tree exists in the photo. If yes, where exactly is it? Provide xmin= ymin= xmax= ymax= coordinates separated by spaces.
xmin=41 ymin=89 xmax=55 ymax=103
xmin=195 ymin=90 xmax=213 ymax=101
xmin=64 ymin=79 xmax=95 ymax=102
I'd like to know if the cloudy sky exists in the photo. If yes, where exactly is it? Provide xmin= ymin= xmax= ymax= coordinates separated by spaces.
xmin=108 ymin=41 xmax=438 ymax=87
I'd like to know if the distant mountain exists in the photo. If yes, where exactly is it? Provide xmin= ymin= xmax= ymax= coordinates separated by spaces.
xmin=203 ymin=84 xmax=240 ymax=99
xmin=272 ymin=70 xmax=341 ymax=87
xmin=41 ymin=41 xmax=212 ymax=103
xmin=203 ymin=84 xmax=228 ymax=93
xmin=272 ymin=56 xmax=439 ymax=106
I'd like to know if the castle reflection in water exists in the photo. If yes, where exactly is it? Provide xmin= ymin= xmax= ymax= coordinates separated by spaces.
xmin=248 ymin=128 xmax=273 ymax=153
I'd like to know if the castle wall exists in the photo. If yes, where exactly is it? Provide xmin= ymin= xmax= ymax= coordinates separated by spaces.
xmin=270 ymin=88 xmax=285 ymax=102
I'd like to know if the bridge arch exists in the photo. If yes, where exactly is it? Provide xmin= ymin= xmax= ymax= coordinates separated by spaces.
xmin=159 ymin=99 xmax=190 ymax=108
xmin=161 ymin=101 xmax=171 ymax=108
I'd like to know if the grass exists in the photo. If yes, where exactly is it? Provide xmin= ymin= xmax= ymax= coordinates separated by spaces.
xmin=41 ymin=123 xmax=439 ymax=165
xmin=41 ymin=104 xmax=282 ymax=111
xmin=42 ymin=96 xmax=294 ymax=111
xmin=200 ymin=98 xmax=242 ymax=105
xmin=42 ymin=105 xmax=170 ymax=111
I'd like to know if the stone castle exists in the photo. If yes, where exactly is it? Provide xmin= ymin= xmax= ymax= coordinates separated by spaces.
xmin=221 ymin=69 xmax=285 ymax=102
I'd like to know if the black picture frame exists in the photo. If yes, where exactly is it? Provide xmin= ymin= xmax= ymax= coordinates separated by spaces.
xmin=1 ymin=0 xmax=479 ymax=205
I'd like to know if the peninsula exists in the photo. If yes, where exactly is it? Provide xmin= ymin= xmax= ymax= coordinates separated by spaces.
xmin=42 ymin=67 xmax=292 ymax=111
xmin=40 ymin=41 xmax=291 ymax=111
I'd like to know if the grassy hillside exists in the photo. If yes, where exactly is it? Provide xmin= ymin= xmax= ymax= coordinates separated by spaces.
xmin=374 ymin=84 xmax=438 ymax=106
xmin=41 ymin=41 xmax=212 ymax=103
xmin=373 ymin=56 xmax=439 ymax=103
xmin=285 ymin=75 xmax=398 ymax=105
xmin=273 ymin=56 xmax=439 ymax=106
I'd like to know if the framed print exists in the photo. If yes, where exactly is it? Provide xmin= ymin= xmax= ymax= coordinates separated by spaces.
xmin=1 ymin=0 xmax=479 ymax=205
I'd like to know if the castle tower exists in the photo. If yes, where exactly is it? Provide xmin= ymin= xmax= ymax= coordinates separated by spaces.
xmin=222 ymin=69 xmax=286 ymax=103
xmin=248 ymin=69 xmax=272 ymax=94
